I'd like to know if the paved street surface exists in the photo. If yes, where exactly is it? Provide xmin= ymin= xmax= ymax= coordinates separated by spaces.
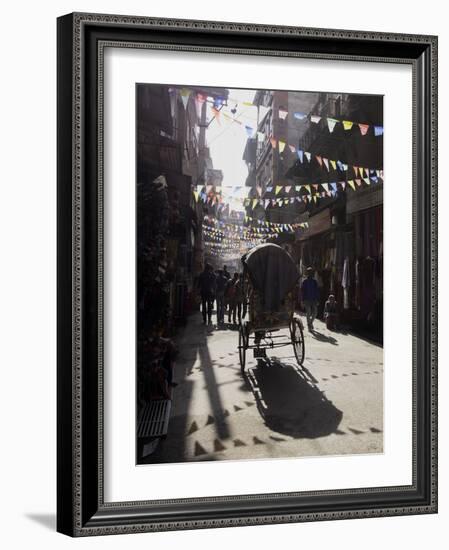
xmin=143 ymin=311 xmax=383 ymax=464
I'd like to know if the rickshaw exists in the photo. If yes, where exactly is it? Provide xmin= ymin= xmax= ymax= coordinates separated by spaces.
xmin=238 ymin=243 xmax=305 ymax=374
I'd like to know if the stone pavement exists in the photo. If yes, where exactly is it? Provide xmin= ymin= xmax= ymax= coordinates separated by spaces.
xmin=142 ymin=311 xmax=383 ymax=464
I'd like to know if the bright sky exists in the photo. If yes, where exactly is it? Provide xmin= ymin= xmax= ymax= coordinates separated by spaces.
xmin=205 ymin=88 xmax=259 ymax=211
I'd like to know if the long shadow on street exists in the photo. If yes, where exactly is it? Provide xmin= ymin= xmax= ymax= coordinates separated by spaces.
xmin=141 ymin=314 xmax=231 ymax=464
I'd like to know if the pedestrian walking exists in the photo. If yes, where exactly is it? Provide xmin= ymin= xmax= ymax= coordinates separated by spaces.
xmin=223 ymin=264 xmax=231 ymax=314
xmin=235 ymin=273 xmax=245 ymax=323
xmin=226 ymin=272 xmax=239 ymax=325
xmin=301 ymin=266 xmax=319 ymax=330
xmin=215 ymin=269 xmax=228 ymax=325
xmin=198 ymin=263 xmax=216 ymax=325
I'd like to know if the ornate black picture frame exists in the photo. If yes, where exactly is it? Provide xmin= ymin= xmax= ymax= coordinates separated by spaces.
xmin=57 ymin=12 xmax=438 ymax=536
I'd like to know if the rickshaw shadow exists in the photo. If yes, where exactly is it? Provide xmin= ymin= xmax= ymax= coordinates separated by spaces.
xmin=245 ymin=359 xmax=343 ymax=439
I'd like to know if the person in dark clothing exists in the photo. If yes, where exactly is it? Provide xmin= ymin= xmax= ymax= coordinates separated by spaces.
xmin=240 ymin=272 xmax=248 ymax=320
xmin=226 ymin=272 xmax=240 ymax=325
xmin=235 ymin=273 xmax=245 ymax=323
xmin=301 ymin=266 xmax=319 ymax=330
xmin=198 ymin=263 xmax=216 ymax=325
xmin=222 ymin=265 xmax=231 ymax=314
xmin=215 ymin=269 xmax=228 ymax=325
xmin=144 ymin=338 xmax=171 ymax=401
xmin=158 ymin=336 xmax=179 ymax=387
xmin=324 ymin=294 xmax=339 ymax=330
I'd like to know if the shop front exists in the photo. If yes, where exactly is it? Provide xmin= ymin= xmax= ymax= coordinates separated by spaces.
xmin=295 ymin=187 xmax=383 ymax=341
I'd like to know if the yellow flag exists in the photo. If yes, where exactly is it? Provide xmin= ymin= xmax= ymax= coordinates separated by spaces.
xmin=193 ymin=191 xmax=199 ymax=202
xmin=275 ymin=185 xmax=282 ymax=195
xmin=304 ymin=184 xmax=311 ymax=194
xmin=347 ymin=180 xmax=356 ymax=191
xmin=278 ymin=140 xmax=286 ymax=153
xmin=343 ymin=120 xmax=354 ymax=130
xmin=330 ymin=160 xmax=337 ymax=170
xmin=252 ymin=199 xmax=258 ymax=209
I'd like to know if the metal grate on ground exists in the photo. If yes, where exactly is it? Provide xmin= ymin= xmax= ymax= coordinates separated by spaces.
xmin=137 ymin=400 xmax=172 ymax=438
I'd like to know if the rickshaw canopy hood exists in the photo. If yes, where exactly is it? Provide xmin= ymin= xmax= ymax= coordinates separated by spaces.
xmin=241 ymin=243 xmax=299 ymax=311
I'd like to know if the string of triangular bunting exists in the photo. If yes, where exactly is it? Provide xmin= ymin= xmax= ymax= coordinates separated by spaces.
xmin=172 ymin=87 xmax=383 ymax=138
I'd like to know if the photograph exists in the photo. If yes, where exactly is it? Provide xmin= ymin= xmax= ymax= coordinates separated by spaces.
xmin=136 ymin=83 xmax=384 ymax=465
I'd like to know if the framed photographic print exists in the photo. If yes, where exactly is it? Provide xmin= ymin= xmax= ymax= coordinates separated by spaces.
xmin=57 ymin=12 xmax=438 ymax=536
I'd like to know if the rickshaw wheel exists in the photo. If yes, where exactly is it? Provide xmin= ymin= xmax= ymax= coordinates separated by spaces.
xmin=238 ymin=323 xmax=247 ymax=374
xmin=290 ymin=317 xmax=305 ymax=366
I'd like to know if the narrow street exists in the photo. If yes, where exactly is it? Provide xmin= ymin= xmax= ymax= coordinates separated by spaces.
xmin=143 ymin=311 xmax=383 ymax=464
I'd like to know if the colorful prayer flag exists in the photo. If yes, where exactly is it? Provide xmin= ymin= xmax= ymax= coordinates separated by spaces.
xmin=278 ymin=108 xmax=288 ymax=120
xmin=245 ymin=125 xmax=254 ymax=137
xmin=180 ymin=88 xmax=191 ymax=109
xmin=359 ymin=123 xmax=369 ymax=136
xmin=374 ymin=126 xmax=384 ymax=136
xmin=327 ymin=118 xmax=338 ymax=132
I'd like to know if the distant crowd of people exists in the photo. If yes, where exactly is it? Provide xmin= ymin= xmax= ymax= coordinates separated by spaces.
xmin=197 ymin=263 xmax=340 ymax=331
xmin=197 ymin=264 xmax=247 ymax=326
